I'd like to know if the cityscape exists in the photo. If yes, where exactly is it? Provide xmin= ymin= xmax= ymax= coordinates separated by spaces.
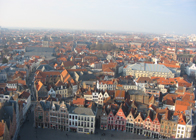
xmin=0 ymin=0 xmax=196 ymax=140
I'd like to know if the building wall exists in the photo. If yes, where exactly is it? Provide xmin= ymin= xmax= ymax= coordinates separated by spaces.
xmin=130 ymin=94 xmax=149 ymax=104
xmin=176 ymin=124 xmax=186 ymax=138
xmin=69 ymin=114 xmax=95 ymax=133
xmin=160 ymin=120 xmax=177 ymax=138
xmin=100 ymin=113 xmax=107 ymax=130
xmin=185 ymin=125 xmax=195 ymax=138
xmin=124 ymin=69 xmax=174 ymax=78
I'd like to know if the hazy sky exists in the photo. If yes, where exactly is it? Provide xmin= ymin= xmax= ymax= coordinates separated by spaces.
xmin=0 ymin=0 xmax=196 ymax=34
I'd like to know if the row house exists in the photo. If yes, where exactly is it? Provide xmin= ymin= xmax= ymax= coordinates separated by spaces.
xmin=84 ymin=91 xmax=110 ymax=106
xmin=68 ymin=106 xmax=96 ymax=133
xmin=107 ymin=105 xmax=126 ymax=131
xmin=134 ymin=112 xmax=144 ymax=135
xmin=50 ymin=102 xmax=69 ymax=131
xmin=142 ymin=110 xmax=161 ymax=138
xmin=100 ymin=107 xmax=108 ymax=130
xmin=175 ymin=114 xmax=186 ymax=138
xmin=54 ymin=80 xmax=69 ymax=97
xmin=126 ymin=108 xmax=135 ymax=133
xmin=96 ymin=80 xmax=118 ymax=91
xmin=158 ymin=108 xmax=178 ymax=138
xmin=100 ymin=104 xmax=119 ymax=130
xmin=34 ymin=101 xmax=69 ymax=131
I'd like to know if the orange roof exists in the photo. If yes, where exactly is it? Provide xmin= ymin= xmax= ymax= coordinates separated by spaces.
xmin=174 ymin=100 xmax=190 ymax=115
xmin=72 ymin=98 xmax=85 ymax=106
xmin=115 ymin=90 xmax=125 ymax=98
xmin=37 ymin=81 xmax=43 ymax=91
xmin=61 ymin=69 xmax=68 ymax=78
xmin=159 ymin=63 xmax=180 ymax=68
xmin=178 ymin=114 xmax=186 ymax=125
xmin=99 ymin=80 xmax=113 ymax=85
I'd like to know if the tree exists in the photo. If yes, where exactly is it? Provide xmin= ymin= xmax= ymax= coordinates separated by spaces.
xmin=2 ymin=58 xmax=8 ymax=64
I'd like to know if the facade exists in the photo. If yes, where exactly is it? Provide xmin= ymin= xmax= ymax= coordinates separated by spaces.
xmin=160 ymin=119 xmax=177 ymax=138
xmin=34 ymin=101 xmax=69 ymax=131
xmin=69 ymin=107 xmax=96 ymax=133
xmin=126 ymin=108 xmax=135 ymax=133
xmin=100 ymin=108 xmax=108 ymax=130
xmin=49 ymin=102 xmax=69 ymax=131
xmin=55 ymin=82 xmax=69 ymax=98
xmin=18 ymin=91 xmax=31 ymax=119
xmin=112 ymin=106 xmax=126 ymax=131
xmin=97 ymin=80 xmax=118 ymax=91
xmin=123 ymin=63 xmax=174 ymax=78
xmin=134 ymin=113 xmax=144 ymax=135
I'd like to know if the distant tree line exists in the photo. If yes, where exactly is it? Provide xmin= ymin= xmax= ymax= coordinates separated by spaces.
xmin=90 ymin=43 xmax=119 ymax=51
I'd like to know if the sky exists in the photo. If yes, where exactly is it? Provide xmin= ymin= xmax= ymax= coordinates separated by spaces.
xmin=0 ymin=0 xmax=196 ymax=34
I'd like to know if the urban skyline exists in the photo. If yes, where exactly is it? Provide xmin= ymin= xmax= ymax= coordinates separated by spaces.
xmin=0 ymin=0 xmax=196 ymax=34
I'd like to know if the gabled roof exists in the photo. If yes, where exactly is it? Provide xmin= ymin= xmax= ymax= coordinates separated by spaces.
xmin=178 ymin=114 xmax=186 ymax=125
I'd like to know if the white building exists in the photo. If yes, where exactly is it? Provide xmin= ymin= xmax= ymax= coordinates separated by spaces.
xmin=92 ymin=92 xmax=99 ymax=103
xmin=96 ymin=80 xmax=118 ymax=91
xmin=176 ymin=114 xmax=186 ymax=138
xmin=69 ymin=107 xmax=96 ymax=133
xmin=186 ymin=63 xmax=196 ymax=76
xmin=18 ymin=91 xmax=31 ymax=118
xmin=6 ymin=82 xmax=17 ymax=89
xmin=97 ymin=92 xmax=110 ymax=106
